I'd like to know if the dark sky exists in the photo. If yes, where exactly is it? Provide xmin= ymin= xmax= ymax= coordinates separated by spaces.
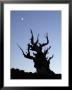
xmin=10 ymin=11 xmax=61 ymax=73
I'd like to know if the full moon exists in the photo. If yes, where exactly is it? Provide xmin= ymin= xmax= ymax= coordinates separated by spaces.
xmin=21 ymin=17 xmax=24 ymax=21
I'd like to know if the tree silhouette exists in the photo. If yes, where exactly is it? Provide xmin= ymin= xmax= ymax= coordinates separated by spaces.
xmin=17 ymin=29 xmax=54 ymax=75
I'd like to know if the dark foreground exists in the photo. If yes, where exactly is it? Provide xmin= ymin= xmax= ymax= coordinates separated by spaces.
xmin=11 ymin=68 xmax=61 ymax=79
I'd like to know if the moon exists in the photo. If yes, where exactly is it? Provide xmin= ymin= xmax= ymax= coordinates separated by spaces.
xmin=21 ymin=17 xmax=24 ymax=21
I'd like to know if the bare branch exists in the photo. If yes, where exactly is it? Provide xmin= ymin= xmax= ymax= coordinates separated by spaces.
xmin=30 ymin=29 xmax=34 ymax=45
xmin=28 ymin=43 xmax=31 ymax=52
xmin=44 ymin=48 xmax=48 ymax=55
xmin=48 ymin=46 xmax=51 ymax=51
xmin=41 ymin=33 xmax=49 ymax=47
xmin=17 ymin=44 xmax=27 ymax=57
xmin=35 ymin=34 xmax=39 ymax=45
xmin=48 ymin=55 xmax=54 ymax=61
xmin=17 ymin=44 xmax=34 ymax=60
xmin=25 ymin=52 xmax=35 ymax=60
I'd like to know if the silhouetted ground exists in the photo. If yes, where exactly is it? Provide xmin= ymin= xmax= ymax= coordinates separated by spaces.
xmin=11 ymin=68 xmax=61 ymax=79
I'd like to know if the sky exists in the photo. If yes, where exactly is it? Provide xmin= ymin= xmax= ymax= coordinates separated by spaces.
xmin=10 ymin=11 xmax=61 ymax=74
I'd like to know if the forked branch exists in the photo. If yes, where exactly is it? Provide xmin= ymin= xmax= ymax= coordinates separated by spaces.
xmin=41 ymin=33 xmax=49 ymax=47
xmin=17 ymin=44 xmax=34 ymax=60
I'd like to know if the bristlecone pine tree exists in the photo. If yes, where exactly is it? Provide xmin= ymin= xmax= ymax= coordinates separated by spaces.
xmin=17 ymin=29 xmax=54 ymax=75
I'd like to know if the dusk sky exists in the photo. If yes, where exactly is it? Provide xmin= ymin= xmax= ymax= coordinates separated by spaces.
xmin=10 ymin=11 xmax=61 ymax=74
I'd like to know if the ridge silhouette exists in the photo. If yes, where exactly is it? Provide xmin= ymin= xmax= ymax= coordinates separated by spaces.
xmin=11 ymin=29 xmax=61 ymax=79
xmin=11 ymin=68 xmax=61 ymax=79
